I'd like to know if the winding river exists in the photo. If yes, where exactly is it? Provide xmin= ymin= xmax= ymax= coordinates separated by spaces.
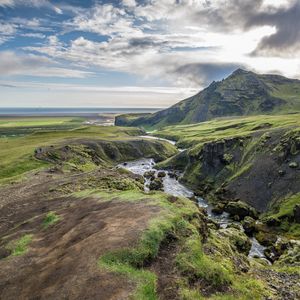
xmin=119 ymin=135 xmax=267 ymax=260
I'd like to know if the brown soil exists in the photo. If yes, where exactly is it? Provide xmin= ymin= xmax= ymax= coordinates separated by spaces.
xmin=149 ymin=234 xmax=181 ymax=300
xmin=0 ymin=169 xmax=161 ymax=300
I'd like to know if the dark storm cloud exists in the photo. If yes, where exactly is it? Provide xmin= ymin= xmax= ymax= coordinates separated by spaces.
xmin=247 ymin=0 xmax=300 ymax=56
xmin=183 ymin=0 xmax=299 ymax=56
xmin=172 ymin=62 xmax=244 ymax=86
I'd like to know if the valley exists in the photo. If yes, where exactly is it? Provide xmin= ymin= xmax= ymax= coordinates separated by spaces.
xmin=0 ymin=110 xmax=299 ymax=299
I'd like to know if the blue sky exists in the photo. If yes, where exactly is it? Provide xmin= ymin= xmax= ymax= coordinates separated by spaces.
xmin=0 ymin=0 xmax=299 ymax=107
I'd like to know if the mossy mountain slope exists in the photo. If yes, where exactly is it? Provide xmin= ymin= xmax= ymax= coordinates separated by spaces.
xmin=155 ymin=114 xmax=300 ymax=237
xmin=115 ymin=69 xmax=300 ymax=129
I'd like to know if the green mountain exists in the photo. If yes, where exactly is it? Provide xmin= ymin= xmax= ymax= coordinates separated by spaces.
xmin=115 ymin=69 xmax=300 ymax=128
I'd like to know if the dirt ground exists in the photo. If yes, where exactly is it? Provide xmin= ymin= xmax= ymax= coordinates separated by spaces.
xmin=0 ymin=169 xmax=161 ymax=300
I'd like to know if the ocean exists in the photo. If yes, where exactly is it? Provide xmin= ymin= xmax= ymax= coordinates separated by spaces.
xmin=0 ymin=107 xmax=163 ymax=116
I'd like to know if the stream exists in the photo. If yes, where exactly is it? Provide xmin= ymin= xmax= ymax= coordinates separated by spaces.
xmin=119 ymin=136 xmax=267 ymax=260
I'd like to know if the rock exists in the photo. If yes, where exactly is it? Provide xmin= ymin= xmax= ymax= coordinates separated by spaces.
xmin=242 ymin=216 xmax=257 ymax=235
xmin=207 ymin=219 xmax=220 ymax=230
xmin=264 ymin=239 xmax=289 ymax=263
xmin=276 ymin=240 xmax=300 ymax=266
xmin=168 ymin=171 xmax=178 ymax=179
xmin=220 ymin=227 xmax=252 ymax=255
xmin=265 ymin=216 xmax=281 ymax=227
xmin=233 ymin=215 xmax=241 ymax=221
xmin=288 ymin=161 xmax=298 ymax=168
xmin=143 ymin=170 xmax=156 ymax=180
xmin=211 ymin=202 xmax=225 ymax=215
xmin=157 ymin=171 xmax=166 ymax=178
xmin=255 ymin=231 xmax=277 ymax=247
xmin=293 ymin=204 xmax=300 ymax=223
xmin=225 ymin=201 xmax=258 ymax=220
xmin=278 ymin=169 xmax=285 ymax=176
xmin=228 ymin=223 xmax=241 ymax=230
xmin=149 ymin=178 xmax=163 ymax=191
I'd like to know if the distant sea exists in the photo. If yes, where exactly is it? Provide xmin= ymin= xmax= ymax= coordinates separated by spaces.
xmin=0 ymin=107 xmax=163 ymax=116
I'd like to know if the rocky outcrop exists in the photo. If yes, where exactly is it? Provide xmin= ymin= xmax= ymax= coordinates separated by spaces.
xmin=149 ymin=178 xmax=163 ymax=191
xmin=225 ymin=201 xmax=258 ymax=221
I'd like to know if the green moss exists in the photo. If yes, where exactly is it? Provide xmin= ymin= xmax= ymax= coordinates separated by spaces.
xmin=43 ymin=212 xmax=60 ymax=228
xmin=176 ymin=231 xmax=233 ymax=288
xmin=7 ymin=234 xmax=33 ymax=256
xmin=264 ymin=193 xmax=300 ymax=238
xmin=154 ymin=114 xmax=300 ymax=148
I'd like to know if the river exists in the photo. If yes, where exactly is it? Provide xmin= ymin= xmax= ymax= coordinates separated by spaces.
xmin=119 ymin=135 xmax=268 ymax=260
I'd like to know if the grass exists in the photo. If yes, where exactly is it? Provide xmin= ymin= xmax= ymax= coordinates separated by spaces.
xmin=91 ymin=190 xmax=200 ymax=300
xmin=176 ymin=227 xmax=233 ymax=288
xmin=154 ymin=113 xmax=300 ymax=148
xmin=43 ymin=211 xmax=60 ymax=229
xmin=7 ymin=234 xmax=33 ymax=256
xmin=0 ymin=122 xmax=144 ymax=183
xmin=264 ymin=193 xmax=300 ymax=238
xmin=0 ymin=117 xmax=80 ymax=128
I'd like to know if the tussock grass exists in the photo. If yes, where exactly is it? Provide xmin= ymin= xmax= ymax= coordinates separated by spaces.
xmin=43 ymin=212 xmax=60 ymax=229
xmin=7 ymin=234 xmax=33 ymax=256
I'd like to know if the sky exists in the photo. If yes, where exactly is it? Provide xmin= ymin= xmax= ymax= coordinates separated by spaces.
xmin=0 ymin=0 xmax=299 ymax=108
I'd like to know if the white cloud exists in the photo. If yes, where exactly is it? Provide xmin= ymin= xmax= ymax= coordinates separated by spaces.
xmin=122 ymin=0 xmax=136 ymax=8
xmin=68 ymin=3 xmax=141 ymax=37
xmin=0 ymin=22 xmax=16 ymax=35
xmin=0 ymin=51 xmax=93 ymax=78
xmin=0 ymin=0 xmax=62 ymax=14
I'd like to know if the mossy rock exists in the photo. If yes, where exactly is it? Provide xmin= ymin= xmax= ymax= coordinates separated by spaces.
xmin=149 ymin=178 xmax=163 ymax=191
xmin=143 ymin=170 xmax=155 ymax=179
xmin=225 ymin=201 xmax=258 ymax=220
xmin=220 ymin=227 xmax=251 ymax=255
xmin=157 ymin=171 xmax=166 ymax=178
xmin=255 ymin=231 xmax=277 ymax=247
xmin=211 ymin=202 xmax=226 ymax=215
xmin=276 ymin=240 xmax=300 ymax=266
xmin=242 ymin=216 xmax=257 ymax=236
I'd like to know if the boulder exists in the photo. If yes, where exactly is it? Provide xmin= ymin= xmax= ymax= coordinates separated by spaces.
xmin=211 ymin=202 xmax=225 ymax=215
xmin=225 ymin=201 xmax=258 ymax=220
xmin=255 ymin=231 xmax=277 ymax=247
xmin=220 ymin=227 xmax=251 ymax=255
xmin=265 ymin=216 xmax=281 ymax=227
xmin=276 ymin=240 xmax=300 ymax=266
xmin=168 ymin=171 xmax=178 ymax=179
xmin=143 ymin=170 xmax=156 ymax=180
xmin=149 ymin=178 xmax=163 ymax=191
xmin=157 ymin=171 xmax=166 ymax=178
xmin=264 ymin=238 xmax=290 ymax=263
xmin=242 ymin=216 xmax=257 ymax=236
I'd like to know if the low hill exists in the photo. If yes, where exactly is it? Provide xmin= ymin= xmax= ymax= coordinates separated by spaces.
xmin=115 ymin=69 xmax=300 ymax=128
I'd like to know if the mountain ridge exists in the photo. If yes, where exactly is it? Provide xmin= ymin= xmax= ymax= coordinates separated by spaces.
xmin=115 ymin=69 xmax=300 ymax=128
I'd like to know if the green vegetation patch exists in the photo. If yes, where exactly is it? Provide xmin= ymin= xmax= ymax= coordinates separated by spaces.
xmin=154 ymin=113 xmax=300 ymax=148
xmin=7 ymin=234 xmax=33 ymax=256
xmin=264 ymin=193 xmax=300 ymax=238
xmin=43 ymin=211 xmax=61 ymax=229
xmin=0 ymin=123 xmax=144 ymax=183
